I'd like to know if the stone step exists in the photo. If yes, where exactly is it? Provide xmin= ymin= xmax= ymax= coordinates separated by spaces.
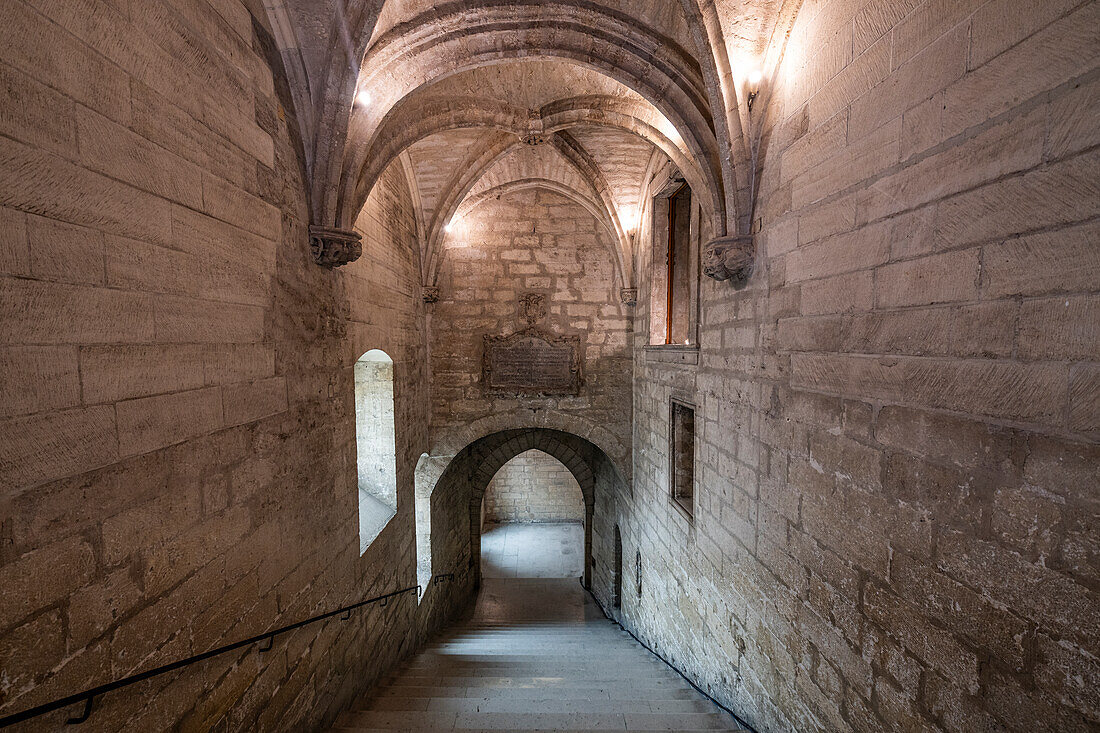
xmin=451 ymin=623 xmax=622 ymax=628
xmin=406 ymin=649 xmax=658 ymax=660
xmin=424 ymin=644 xmax=649 ymax=653
xmin=387 ymin=669 xmax=681 ymax=684
xmin=399 ymin=660 xmax=666 ymax=671
xmin=446 ymin=624 xmax=626 ymax=630
xmin=439 ymin=629 xmax=638 ymax=636
xmin=385 ymin=673 xmax=678 ymax=687
xmin=359 ymin=695 xmax=722 ymax=714
xmin=400 ymin=657 xmax=663 ymax=669
xmin=367 ymin=685 xmax=703 ymax=701
xmin=336 ymin=729 xmax=746 ymax=732
xmin=429 ymin=629 xmax=638 ymax=638
xmin=408 ymin=642 xmax=654 ymax=651
xmin=431 ymin=638 xmax=640 ymax=643
xmin=335 ymin=710 xmax=744 ymax=730
xmin=378 ymin=669 xmax=686 ymax=686
xmin=389 ymin=670 xmax=672 ymax=683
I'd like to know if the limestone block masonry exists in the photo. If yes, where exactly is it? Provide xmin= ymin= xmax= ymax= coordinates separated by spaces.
xmin=428 ymin=187 xmax=633 ymax=464
xmin=482 ymin=450 xmax=586 ymax=524
xmin=0 ymin=2 xmax=469 ymax=730
xmin=603 ymin=3 xmax=1100 ymax=733
xmin=1 ymin=1 xmax=1097 ymax=732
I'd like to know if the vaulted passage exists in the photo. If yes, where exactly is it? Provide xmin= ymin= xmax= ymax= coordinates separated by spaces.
xmin=479 ymin=450 xmax=587 ymax=578
xmin=1 ymin=1 xmax=1097 ymax=731
xmin=425 ymin=427 xmax=627 ymax=592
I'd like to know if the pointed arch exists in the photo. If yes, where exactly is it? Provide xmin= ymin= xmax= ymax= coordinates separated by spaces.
xmin=429 ymin=428 xmax=628 ymax=590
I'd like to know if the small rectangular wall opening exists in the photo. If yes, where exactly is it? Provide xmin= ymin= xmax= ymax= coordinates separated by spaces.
xmin=670 ymin=398 xmax=695 ymax=519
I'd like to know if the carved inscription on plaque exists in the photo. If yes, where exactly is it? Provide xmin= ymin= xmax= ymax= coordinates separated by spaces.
xmin=483 ymin=329 xmax=582 ymax=395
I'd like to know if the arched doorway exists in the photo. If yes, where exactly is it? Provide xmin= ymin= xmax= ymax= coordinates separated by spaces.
xmin=431 ymin=428 xmax=627 ymax=590
xmin=480 ymin=449 xmax=587 ymax=579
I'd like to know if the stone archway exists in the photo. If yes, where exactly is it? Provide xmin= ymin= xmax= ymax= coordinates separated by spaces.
xmin=431 ymin=428 xmax=627 ymax=590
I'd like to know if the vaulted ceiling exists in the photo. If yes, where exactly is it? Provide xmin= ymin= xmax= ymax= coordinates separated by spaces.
xmin=261 ymin=0 xmax=802 ymax=284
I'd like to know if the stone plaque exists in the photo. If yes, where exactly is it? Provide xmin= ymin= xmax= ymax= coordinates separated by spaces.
xmin=483 ymin=329 xmax=582 ymax=395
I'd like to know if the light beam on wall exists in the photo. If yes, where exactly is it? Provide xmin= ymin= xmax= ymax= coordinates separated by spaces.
xmin=619 ymin=206 xmax=639 ymax=233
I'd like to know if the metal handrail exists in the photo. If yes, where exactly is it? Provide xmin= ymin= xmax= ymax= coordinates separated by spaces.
xmin=0 ymin=572 xmax=459 ymax=728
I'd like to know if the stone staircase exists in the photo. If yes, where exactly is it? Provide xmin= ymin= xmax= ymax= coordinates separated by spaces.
xmin=331 ymin=578 xmax=748 ymax=732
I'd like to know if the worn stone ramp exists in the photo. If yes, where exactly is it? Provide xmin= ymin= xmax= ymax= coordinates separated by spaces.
xmin=332 ymin=579 xmax=747 ymax=732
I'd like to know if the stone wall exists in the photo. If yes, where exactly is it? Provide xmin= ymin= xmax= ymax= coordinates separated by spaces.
xmin=427 ymin=187 xmax=633 ymax=467
xmin=424 ymin=190 xmax=632 ymax=588
xmin=0 ymin=1 xmax=467 ymax=729
xmin=3 ymin=1 xmax=1096 ymax=731
xmin=608 ymin=2 xmax=1100 ymax=732
xmin=482 ymin=449 xmax=585 ymax=523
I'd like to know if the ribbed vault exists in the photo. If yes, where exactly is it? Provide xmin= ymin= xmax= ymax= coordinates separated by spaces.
xmin=261 ymin=0 xmax=805 ymax=275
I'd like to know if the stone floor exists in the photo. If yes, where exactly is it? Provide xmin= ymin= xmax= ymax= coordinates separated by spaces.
xmin=480 ymin=522 xmax=584 ymax=579
xmin=332 ymin=524 xmax=747 ymax=731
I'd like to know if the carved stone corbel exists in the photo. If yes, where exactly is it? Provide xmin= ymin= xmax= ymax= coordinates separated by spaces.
xmin=421 ymin=286 xmax=440 ymax=303
xmin=309 ymin=226 xmax=362 ymax=268
xmin=703 ymin=235 xmax=754 ymax=282
xmin=619 ymin=288 xmax=638 ymax=306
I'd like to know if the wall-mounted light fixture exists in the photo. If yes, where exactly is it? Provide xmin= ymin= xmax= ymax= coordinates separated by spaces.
xmin=355 ymin=90 xmax=372 ymax=107
xmin=746 ymin=67 xmax=763 ymax=111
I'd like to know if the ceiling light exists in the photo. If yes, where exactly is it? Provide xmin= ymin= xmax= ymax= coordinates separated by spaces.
xmin=356 ymin=90 xmax=372 ymax=107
